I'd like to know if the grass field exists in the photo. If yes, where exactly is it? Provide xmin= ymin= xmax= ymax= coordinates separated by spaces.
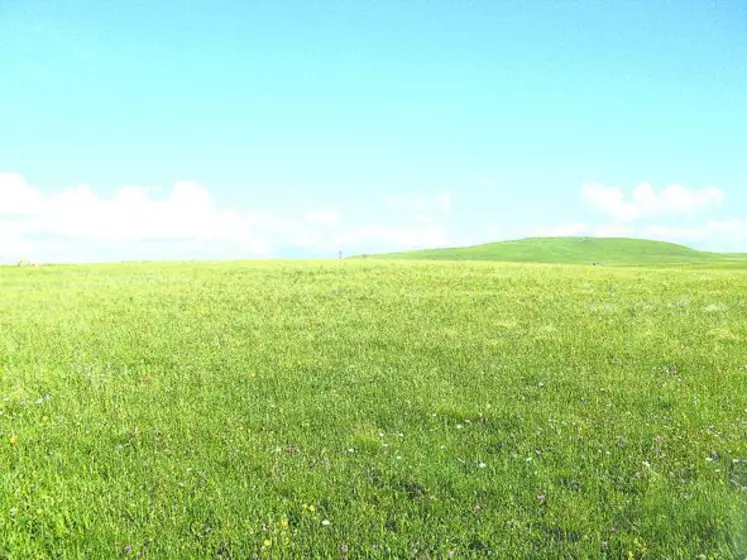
xmin=2 ymin=258 xmax=747 ymax=558
xmin=365 ymin=237 xmax=747 ymax=267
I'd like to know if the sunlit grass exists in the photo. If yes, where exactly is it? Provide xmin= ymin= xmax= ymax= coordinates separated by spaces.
xmin=368 ymin=236 xmax=747 ymax=266
xmin=1 ymin=260 xmax=746 ymax=557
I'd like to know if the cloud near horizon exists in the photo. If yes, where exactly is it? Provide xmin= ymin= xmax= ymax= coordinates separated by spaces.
xmin=581 ymin=182 xmax=725 ymax=222
xmin=0 ymin=173 xmax=273 ymax=256
xmin=533 ymin=182 xmax=746 ymax=252
xmin=0 ymin=173 xmax=461 ymax=262
xmin=2 ymin=173 xmax=746 ymax=263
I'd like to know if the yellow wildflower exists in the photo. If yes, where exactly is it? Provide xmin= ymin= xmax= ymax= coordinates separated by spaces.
xmin=280 ymin=518 xmax=289 ymax=528
xmin=263 ymin=539 xmax=272 ymax=548
xmin=9 ymin=436 xmax=18 ymax=445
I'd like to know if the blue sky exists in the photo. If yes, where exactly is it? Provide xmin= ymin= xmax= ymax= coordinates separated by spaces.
xmin=1 ymin=0 xmax=746 ymax=262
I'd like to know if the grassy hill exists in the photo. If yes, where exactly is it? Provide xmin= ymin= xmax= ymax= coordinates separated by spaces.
xmin=363 ymin=237 xmax=747 ymax=266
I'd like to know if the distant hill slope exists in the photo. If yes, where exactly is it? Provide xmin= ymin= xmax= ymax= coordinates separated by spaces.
xmin=359 ymin=237 xmax=747 ymax=266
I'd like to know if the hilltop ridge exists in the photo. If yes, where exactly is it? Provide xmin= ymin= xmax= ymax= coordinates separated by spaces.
xmin=358 ymin=237 xmax=747 ymax=266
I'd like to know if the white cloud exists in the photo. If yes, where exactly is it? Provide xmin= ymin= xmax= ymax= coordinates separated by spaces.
xmin=643 ymin=220 xmax=747 ymax=251
xmin=0 ymin=173 xmax=330 ymax=262
xmin=0 ymin=221 xmax=33 ymax=255
xmin=4 ymin=172 xmax=742 ymax=263
xmin=0 ymin=174 xmax=269 ymax=252
xmin=281 ymin=221 xmax=466 ymax=256
xmin=338 ymin=224 xmax=463 ymax=253
xmin=571 ymin=180 xmax=746 ymax=251
xmin=581 ymin=182 xmax=725 ymax=222
xmin=0 ymin=173 xmax=464 ymax=262
xmin=0 ymin=173 xmax=45 ymax=215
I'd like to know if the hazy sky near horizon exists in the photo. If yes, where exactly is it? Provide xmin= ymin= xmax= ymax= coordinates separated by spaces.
xmin=2 ymin=0 xmax=746 ymax=262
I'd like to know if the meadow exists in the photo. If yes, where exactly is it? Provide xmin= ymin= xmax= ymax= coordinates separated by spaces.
xmin=1 ymin=257 xmax=747 ymax=558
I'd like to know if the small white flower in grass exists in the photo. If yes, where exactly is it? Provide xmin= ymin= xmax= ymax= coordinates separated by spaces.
xmin=456 ymin=424 xmax=464 ymax=430
xmin=378 ymin=432 xmax=384 ymax=438
xmin=347 ymin=448 xmax=354 ymax=453
xmin=321 ymin=520 xmax=331 ymax=527
xmin=706 ymin=457 xmax=714 ymax=463
xmin=478 ymin=462 xmax=487 ymax=469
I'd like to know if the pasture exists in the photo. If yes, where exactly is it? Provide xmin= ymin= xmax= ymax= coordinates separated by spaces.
xmin=1 ymin=259 xmax=746 ymax=558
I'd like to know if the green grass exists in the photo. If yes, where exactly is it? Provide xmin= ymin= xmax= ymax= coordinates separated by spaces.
xmin=2 ymin=260 xmax=747 ymax=558
xmin=361 ymin=236 xmax=747 ymax=267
